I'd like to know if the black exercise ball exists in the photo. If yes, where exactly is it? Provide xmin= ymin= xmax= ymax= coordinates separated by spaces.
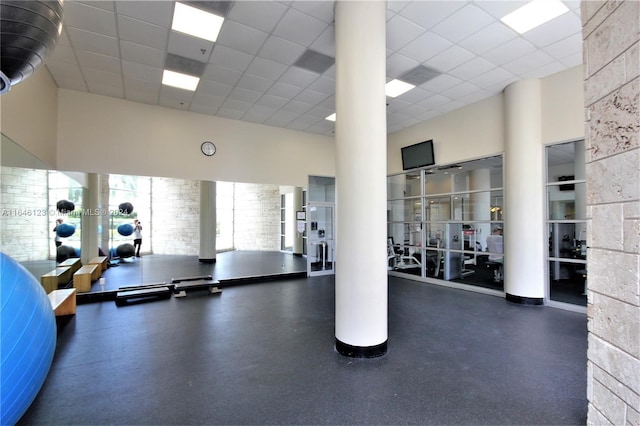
xmin=56 ymin=200 xmax=75 ymax=213
xmin=56 ymin=245 xmax=76 ymax=263
xmin=118 ymin=202 xmax=134 ymax=215
xmin=116 ymin=243 xmax=135 ymax=259
xmin=0 ymin=1 xmax=64 ymax=94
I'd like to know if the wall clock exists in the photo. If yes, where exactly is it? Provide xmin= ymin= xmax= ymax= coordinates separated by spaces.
xmin=201 ymin=141 xmax=216 ymax=156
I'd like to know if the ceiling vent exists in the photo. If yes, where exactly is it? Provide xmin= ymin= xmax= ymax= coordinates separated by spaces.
xmin=182 ymin=1 xmax=233 ymax=17
xmin=165 ymin=53 xmax=207 ymax=77
xmin=294 ymin=49 xmax=335 ymax=74
xmin=399 ymin=65 xmax=441 ymax=87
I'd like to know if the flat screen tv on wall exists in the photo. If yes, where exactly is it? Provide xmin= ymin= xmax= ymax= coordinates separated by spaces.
xmin=401 ymin=139 xmax=435 ymax=170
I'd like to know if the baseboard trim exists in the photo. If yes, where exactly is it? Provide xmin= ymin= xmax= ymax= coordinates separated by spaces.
xmin=506 ymin=293 xmax=544 ymax=305
xmin=335 ymin=338 xmax=387 ymax=358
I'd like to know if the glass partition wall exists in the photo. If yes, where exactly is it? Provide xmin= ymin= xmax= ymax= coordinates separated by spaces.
xmin=546 ymin=140 xmax=587 ymax=306
xmin=388 ymin=156 xmax=504 ymax=291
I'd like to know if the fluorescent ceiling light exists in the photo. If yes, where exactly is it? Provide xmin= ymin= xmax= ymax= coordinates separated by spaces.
xmin=162 ymin=70 xmax=200 ymax=91
xmin=500 ymin=0 xmax=569 ymax=34
xmin=325 ymin=113 xmax=336 ymax=122
xmin=172 ymin=2 xmax=224 ymax=42
xmin=385 ymin=79 xmax=415 ymax=98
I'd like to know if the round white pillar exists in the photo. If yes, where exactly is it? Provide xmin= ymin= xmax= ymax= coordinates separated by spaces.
xmin=503 ymin=79 xmax=545 ymax=304
xmin=199 ymin=180 xmax=217 ymax=263
xmin=81 ymin=173 xmax=100 ymax=264
xmin=334 ymin=0 xmax=388 ymax=357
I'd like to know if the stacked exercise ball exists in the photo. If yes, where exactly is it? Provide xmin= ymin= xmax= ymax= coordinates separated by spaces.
xmin=0 ymin=252 xmax=56 ymax=425
xmin=116 ymin=202 xmax=135 ymax=258
xmin=56 ymin=199 xmax=75 ymax=213
xmin=55 ymin=222 xmax=75 ymax=238
xmin=117 ymin=223 xmax=133 ymax=237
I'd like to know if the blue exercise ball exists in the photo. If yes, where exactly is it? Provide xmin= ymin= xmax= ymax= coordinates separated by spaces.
xmin=117 ymin=223 xmax=133 ymax=236
xmin=0 ymin=252 xmax=56 ymax=425
xmin=55 ymin=223 xmax=75 ymax=238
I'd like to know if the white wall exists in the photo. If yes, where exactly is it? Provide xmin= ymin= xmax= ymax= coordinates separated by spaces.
xmin=0 ymin=68 xmax=58 ymax=167
xmin=56 ymin=90 xmax=335 ymax=187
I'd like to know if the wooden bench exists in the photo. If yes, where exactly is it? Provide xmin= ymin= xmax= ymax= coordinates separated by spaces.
xmin=41 ymin=267 xmax=72 ymax=294
xmin=73 ymin=264 xmax=100 ymax=293
xmin=48 ymin=288 xmax=76 ymax=316
xmin=88 ymin=256 xmax=108 ymax=272
xmin=58 ymin=258 xmax=82 ymax=273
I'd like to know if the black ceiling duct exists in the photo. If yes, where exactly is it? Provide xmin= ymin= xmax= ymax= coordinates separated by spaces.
xmin=0 ymin=1 xmax=64 ymax=95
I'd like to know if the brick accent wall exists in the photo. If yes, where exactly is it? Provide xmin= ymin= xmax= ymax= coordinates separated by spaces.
xmin=0 ymin=167 xmax=49 ymax=261
xmin=151 ymin=177 xmax=200 ymax=255
xmin=233 ymin=183 xmax=280 ymax=251
xmin=583 ymin=1 xmax=640 ymax=424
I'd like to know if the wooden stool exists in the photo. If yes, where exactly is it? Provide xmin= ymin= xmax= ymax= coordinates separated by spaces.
xmin=48 ymin=288 xmax=76 ymax=316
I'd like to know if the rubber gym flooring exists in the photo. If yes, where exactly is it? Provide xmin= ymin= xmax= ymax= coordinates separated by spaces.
xmin=17 ymin=252 xmax=587 ymax=425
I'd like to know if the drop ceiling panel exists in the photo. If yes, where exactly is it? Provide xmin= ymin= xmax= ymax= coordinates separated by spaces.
xmin=117 ymin=15 xmax=169 ymax=50
xmin=449 ymin=57 xmax=496 ymax=81
xmin=258 ymin=37 xmax=307 ymax=66
xmin=236 ymin=74 xmax=274 ymax=93
xmin=120 ymin=41 xmax=165 ymax=68
xmin=66 ymin=27 xmax=120 ymax=58
xmin=272 ymin=8 xmax=329 ymax=47
xmin=227 ymin=1 xmax=288 ymax=33
xmin=209 ymin=45 xmax=253 ymax=71
xmin=309 ymin=26 xmax=335 ymax=58
xmin=291 ymin=1 xmax=335 ymax=23
xmin=458 ymin=22 xmax=517 ymax=56
xmin=76 ymin=51 xmax=121 ymax=74
xmin=44 ymin=0 xmax=584 ymax=136
xmin=246 ymin=57 xmax=288 ymax=81
xmin=431 ymin=4 xmax=495 ymax=44
xmin=201 ymin=65 xmax=243 ymax=86
xmin=398 ymin=32 xmax=453 ymax=64
xmin=523 ymin=12 xmax=582 ymax=48
xmin=386 ymin=15 xmax=426 ymax=52
xmin=398 ymin=1 xmax=465 ymax=30
xmin=115 ymin=1 xmax=173 ymax=27
xmin=426 ymin=45 xmax=475 ymax=72
xmin=122 ymin=60 xmax=163 ymax=83
xmin=63 ymin=2 xmax=118 ymax=37
xmin=217 ymin=20 xmax=269 ymax=55
xmin=198 ymin=79 xmax=234 ymax=97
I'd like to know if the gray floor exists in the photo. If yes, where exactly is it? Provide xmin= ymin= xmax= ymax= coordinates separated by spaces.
xmin=18 ymin=257 xmax=587 ymax=425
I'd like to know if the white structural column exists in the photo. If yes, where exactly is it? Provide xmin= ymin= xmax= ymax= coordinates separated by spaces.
xmin=334 ymin=0 xmax=388 ymax=357
xmin=81 ymin=173 xmax=100 ymax=265
xmin=199 ymin=180 xmax=216 ymax=263
xmin=503 ymin=79 xmax=545 ymax=304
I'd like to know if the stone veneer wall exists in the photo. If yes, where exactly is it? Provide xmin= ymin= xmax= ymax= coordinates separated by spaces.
xmin=233 ymin=183 xmax=280 ymax=251
xmin=583 ymin=1 xmax=640 ymax=424
xmin=0 ymin=167 xmax=49 ymax=261
xmin=151 ymin=177 xmax=200 ymax=255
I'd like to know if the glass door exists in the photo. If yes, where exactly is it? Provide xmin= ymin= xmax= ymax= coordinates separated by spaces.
xmin=307 ymin=203 xmax=334 ymax=276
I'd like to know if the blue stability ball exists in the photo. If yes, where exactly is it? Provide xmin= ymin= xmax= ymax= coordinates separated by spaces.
xmin=0 ymin=252 xmax=56 ymax=425
xmin=55 ymin=223 xmax=75 ymax=238
xmin=117 ymin=223 xmax=133 ymax=237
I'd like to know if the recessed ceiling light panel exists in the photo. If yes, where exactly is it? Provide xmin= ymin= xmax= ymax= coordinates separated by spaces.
xmin=385 ymin=79 xmax=415 ymax=98
xmin=162 ymin=70 xmax=200 ymax=91
xmin=500 ymin=0 xmax=569 ymax=34
xmin=172 ymin=2 xmax=224 ymax=42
